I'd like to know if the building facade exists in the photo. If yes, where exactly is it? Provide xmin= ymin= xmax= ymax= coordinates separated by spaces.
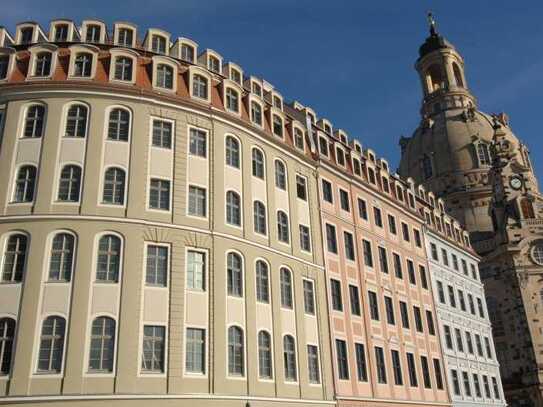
xmin=399 ymin=16 xmax=543 ymax=406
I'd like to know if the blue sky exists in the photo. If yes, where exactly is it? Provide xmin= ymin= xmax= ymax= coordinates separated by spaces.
xmin=4 ymin=1 xmax=543 ymax=177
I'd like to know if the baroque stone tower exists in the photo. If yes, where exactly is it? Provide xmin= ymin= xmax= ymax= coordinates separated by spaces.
xmin=399 ymin=15 xmax=543 ymax=406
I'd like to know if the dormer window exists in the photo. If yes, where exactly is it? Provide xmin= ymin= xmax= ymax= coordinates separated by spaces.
xmin=230 ymin=69 xmax=241 ymax=85
xmin=318 ymin=137 xmax=328 ymax=157
xmin=208 ymin=56 xmax=220 ymax=73
xmin=272 ymin=115 xmax=283 ymax=138
xmin=382 ymin=162 xmax=388 ymax=172
xmin=152 ymin=35 xmax=167 ymax=54
xmin=0 ymin=56 xmax=9 ymax=79
xmin=34 ymin=52 xmax=52 ymax=77
xmin=336 ymin=147 xmax=345 ymax=166
xmin=250 ymin=101 xmax=262 ymax=126
xmin=225 ymin=88 xmax=239 ymax=113
xmin=252 ymin=82 xmax=262 ymax=97
xmin=339 ymin=134 xmax=347 ymax=144
xmin=21 ymin=27 xmax=34 ymax=44
xmin=114 ymin=57 xmax=133 ymax=81
xmin=307 ymin=113 xmax=315 ymax=125
xmin=396 ymin=186 xmax=404 ymax=202
xmin=192 ymin=74 xmax=208 ymax=99
xmin=382 ymin=177 xmax=389 ymax=193
xmin=368 ymin=152 xmax=375 ymax=163
xmin=367 ymin=168 xmax=376 ymax=184
xmin=294 ymin=127 xmax=304 ymax=150
xmin=324 ymin=124 xmax=331 ymax=134
xmin=355 ymin=144 xmax=362 ymax=153
xmin=156 ymin=64 xmax=173 ymax=89
xmin=86 ymin=25 xmax=101 ymax=43
xmin=408 ymin=193 xmax=415 ymax=208
xmin=181 ymin=44 xmax=195 ymax=63
xmin=118 ymin=28 xmax=134 ymax=47
xmin=353 ymin=158 xmax=361 ymax=176
xmin=273 ymin=96 xmax=282 ymax=110
xmin=54 ymin=24 xmax=69 ymax=42
xmin=74 ymin=53 xmax=93 ymax=77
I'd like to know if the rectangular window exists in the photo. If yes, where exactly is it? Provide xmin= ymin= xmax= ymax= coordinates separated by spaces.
xmin=358 ymin=198 xmax=368 ymax=220
xmin=461 ymin=259 xmax=468 ymax=275
xmin=355 ymin=343 xmax=368 ymax=381
xmin=407 ymin=259 xmax=416 ymax=284
xmin=400 ymin=301 xmax=410 ymax=329
xmin=319 ymin=137 xmax=328 ymax=156
xmin=475 ymin=334 xmax=484 ymax=357
xmin=303 ymin=280 xmax=315 ymax=315
xmin=378 ymin=246 xmax=388 ymax=274
xmin=401 ymin=222 xmax=410 ymax=242
xmin=483 ymin=375 xmax=491 ymax=398
xmin=430 ymin=243 xmax=438 ymax=261
xmin=339 ymin=189 xmax=350 ymax=211
xmin=299 ymin=225 xmax=311 ymax=252
xmin=375 ymin=346 xmax=387 ymax=384
xmin=185 ymin=328 xmax=205 ymax=374
xmin=307 ymin=345 xmax=320 ymax=384
xmin=188 ymin=185 xmax=206 ymax=217
xmin=349 ymin=285 xmax=361 ymax=316
xmin=492 ymin=377 xmax=500 ymax=399
xmin=331 ymin=279 xmax=343 ymax=312
xmin=426 ymin=310 xmax=435 ymax=335
xmin=466 ymin=331 xmax=474 ymax=354
xmin=452 ymin=369 xmax=461 ymax=395
xmin=414 ymin=229 xmax=422 ymax=247
xmin=385 ymin=296 xmax=395 ymax=325
xmin=444 ymin=325 xmax=453 ymax=349
xmin=452 ymin=253 xmax=459 ymax=270
xmin=336 ymin=339 xmax=349 ymax=380
xmin=419 ymin=265 xmax=428 ymax=289
xmin=414 ymin=306 xmax=423 ymax=333
xmin=326 ymin=224 xmax=338 ymax=254
xmin=441 ymin=248 xmax=449 ymax=266
xmin=455 ymin=328 xmax=464 ymax=352
xmin=473 ymin=373 xmax=482 ymax=398
xmin=363 ymin=240 xmax=373 ymax=267
xmin=322 ymin=180 xmax=333 ymax=203
xmin=189 ymin=128 xmax=207 ymax=157
xmin=186 ymin=250 xmax=205 ymax=290
xmin=406 ymin=352 xmax=418 ymax=387
xmin=145 ymin=245 xmax=168 ymax=286
xmin=373 ymin=207 xmax=383 ymax=227
xmin=152 ymin=119 xmax=172 ymax=149
xmin=448 ymin=285 xmax=456 ymax=308
xmin=393 ymin=253 xmax=402 ymax=278
xmin=433 ymin=358 xmax=444 ymax=389
xmin=368 ymin=291 xmax=379 ymax=321
xmin=421 ymin=356 xmax=431 ymax=389
xmin=141 ymin=325 xmax=165 ymax=373
xmin=388 ymin=214 xmax=397 ymax=235
xmin=344 ymin=231 xmax=355 ymax=261
xmin=484 ymin=337 xmax=493 ymax=359
xmin=463 ymin=371 xmax=472 ymax=397
xmin=391 ymin=350 xmax=403 ymax=385
xmin=149 ymin=179 xmax=170 ymax=210
xmin=468 ymin=294 xmax=475 ymax=315
xmin=437 ymin=281 xmax=445 ymax=303
xmin=296 ymin=175 xmax=307 ymax=201
xmin=477 ymin=297 xmax=485 ymax=318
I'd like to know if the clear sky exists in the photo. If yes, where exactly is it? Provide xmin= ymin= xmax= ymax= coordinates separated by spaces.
xmin=4 ymin=1 xmax=543 ymax=177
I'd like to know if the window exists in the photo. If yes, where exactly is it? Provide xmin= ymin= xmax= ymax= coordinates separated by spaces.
xmin=37 ymin=316 xmax=66 ymax=373
xmin=385 ymin=296 xmax=395 ymax=325
xmin=339 ymin=189 xmax=350 ymax=211
xmin=336 ymin=339 xmax=349 ymax=380
xmin=492 ymin=377 xmax=500 ymax=399
xmin=96 ymin=235 xmax=121 ymax=282
xmin=250 ymin=101 xmax=262 ymax=125
xmin=225 ymin=88 xmax=239 ymax=113
xmin=186 ymin=250 xmax=205 ymax=290
xmin=441 ymin=249 xmax=449 ymax=266
xmin=141 ymin=325 xmax=165 ymax=373
xmin=156 ymin=64 xmax=173 ymax=89
xmin=277 ymin=211 xmax=290 ymax=243
xmin=363 ymin=240 xmax=373 ymax=267
xmin=228 ymin=326 xmax=244 ymax=376
xmin=444 ymin=325 xmax=453 ymax=349
xmin=433 ymin=359 xmax=444 ymax=389
xmin=86 ymin=25 xmax=102 ymax=43
xmin=58 ymin=165 xmax=81 ymax=202
xmin=20 ymin=27 xmax=34 ymax=44
xmin=375 ymin=347 xmax=387 ymax=384
xmin=421 ymin=356 xmax=431 ymax=389
xmin=275 ymin=161 xmax=286 ymax=190
xmin=188 ymin=186 xmax=206 ymax=217
xmin=0 ymin=56 xmax=9 ymax=79
xmin=251 ymin=149 xmax=264 ymax=179
xmin=368 ymin=291 xmax=379 ymax=321
xmin=400 ymin=301 xmax=409 ymax=329
xmin=430 ymin=243 xmax=438 ymax=261
xmin=227 ymin=252 xmax=242 ymax=297
xmin=406 ymin=352 xmax=417 ymax=387
xmin=299 ymin=224 xmax=311 ymax=252
xmin=23 ymin=105 xmax=45 ymax=138
xmin=368 ymin=167 xmax=376 ymax=184
xmin=388 ymin=215 xmax=397 ymax=235
xmin=48 ymin=233 xmax=75 ymax=281
xmin=56 ymin=24 xmax=70 ymax=41
xmin=149 ymin=179 xmax=170 ymax=210
xmin=452 ymin=254 xmax=458 ymax=270
xmin=448 ymin=285 xmax=456 ymax=308
xmin=34 ymin=52 xmax=52 ymax=77
xmin=225 ymin=136 xmax=240 ymax=168
xmin=391 ymin=350 xmax=403 ymax=385
xmin=226 ymin=191 xmax=241 ymax=226
xmin=414 ymin=229 xmax=422 ymax=247
xmin=151 ymin=119 xmax=172 ymax=149
xmin=475 ymin=334 xmax=484 ymax=357
xmin=462 ymin=371 xmax=472 ymax=397
xmin=483 ymin=375 xmax=491 ymax=398
xmin=283 ymin=335 xmax=297 ymax=381
xmin=373 ymin=207 xmax=383 ymax=227
xmin=393 ymin=253 xmax=402 ymax=278
xmin=145 ymin=245 xmax=168 ymax=287
xmin=0 ymin=318 xmax=15 ymax=375
xmin=461 ymin=259 xmax=468 ymax=275
xmin=422 ymin=155 xmax=433 ymax=179
xmin=280 ymin=268 xmax=293 ymax=308
xmin=180 ymin=44 xmax=194 ymax=62
xmin=336 ymin=147 xmax=345 ymax=166
xmin=107 ymin=108 xmax=130 ymax=141
xmin=89 ymin=317 xmax=115 ymax=372
xmin=272 ymin=114 xmax=283 ymax=137
xmin=307 ymin=345 xmax=320 ymax=384
xmin=117 ymin=28 xmax=133 ymax=47
xmin=114 ymin=56 xmax=132 ymax=81
xmin=455 ymin=328 xmax=464 ymax=352
xmin=465 ymin=332 xmax=474 ymax=354
xmin=331 ymin=279 xmax=343 ymax=311
xmin=64 ymin=105 xmax=88 ymax=138
xmin=468 ymin=294 xmax=475 ymax=315
xmin=230 ymin=69 xmax=241 ymax=85
xmin=326 ymin=224 xmax=337 ymax=254
xmin=253 ymin=201 xmax=266 ymax=235
xmin=419 ymin=266 xmax=428 ymax=289
xmin=349 ymin=285 xmax=361 ymax=316
xmin=484 ymin=337 xmax=493 ymax=359
xmin=103 ymin=168 xmax=125 ymax=205
xmin=208 ymin=56 xmax=220 ymax=73
xmin=185 ymin=328 xmax=205 ymax=374
xmin=252 ymin=82 xmax=262 ymax=96
xmin=358 ymin=198 xmax=368 ymax=220
xmin=473 ymin=374 xmax=482 ymax=398
xmin=413 ymin=306 xmax=423 ymax=333
xmin=189 ymin=128 xmax=206 ymax=158
xmin=303 ymin=279 xmax=315 ymax=314
xmin=344 ymin=232 xmax=355 ymax=261
xmin=437 ymin=281 xmax=445 ymax=303
xmin=192 ymin=74 xmax=208 ymax=99
xmin=13 ymin=165 xmax=36 ymax=203
xmin=322 ymin=180 xmax=333 ymax=203
xmin=2 ymin=234 xmax=27 ymax=283
xmin=353 ymin=158 xmax=361 ymax=176
xmin=151 ymin=35 xmax=167 ymax=53
xmin=476 ymin=143 xmax=491 ymax=166
xmin=73 ymin=53 xmax=93 ymax=77
xmin=254 ymin=260 xmax=269 ymax=303
xmin=426 ymin=310 xmax=435 ymax=335
xmin=477 ymin=298 xmax=485 ymax=318
xmin=294 ymin=127 xmax=304 ymax=150
xmin=296 ymin=176 xmax=307 ymax=201
xmin=451 ymin=369 xmax=461 ymax=395
xmin=318 ymin=137 xmax=328 ymax=156
xmin=258 ymin=331 xmax=272 ymax=379
xmin=401 ymin=222 xmax=410 ymax=242
xmin=378 ymin=247 xmax=388 ymax=274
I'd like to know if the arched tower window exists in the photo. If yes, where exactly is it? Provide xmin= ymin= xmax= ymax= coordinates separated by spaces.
xmin=426 ymin=64 xmax=444 ymax=93
xmin=452 ymin=62 xmax=464 ymax=88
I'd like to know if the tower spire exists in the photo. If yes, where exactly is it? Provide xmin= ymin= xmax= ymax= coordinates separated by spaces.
xmin=427 ymin=11 xmax=438 ymax=36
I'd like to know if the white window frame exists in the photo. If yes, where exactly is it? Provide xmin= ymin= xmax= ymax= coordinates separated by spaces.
xmin=174 ymin=37 xmax=198 ymax=63
xmin=223 ymin=81 xmax=242 ymax=116
xmin=67 ymin=44 xmax=99 ymax=80
xmin=83 ymin=313 xmax=118 ymax=377
xmin=109 ymin=48 xmax=138 ymax=85
xmin=145 ymin=28 xmax=171 ymax=55
xmin=81 ymin=20 xmax=107 ymax=44
xmin=248 ymin=95 xmax=264 ymax=129
xmin=152 ymin=55 xmax=178 ymax=93
xmin=113 ymin=23 xmax=137 ymax=48
xmin=27 ymin=44 xmax=58 ymax=80
xmin=292 ymin=123 xmax=305 ymax=152
xmin=143 ymin=241 xmax=170 ymax=288
xmin=188 ymin=66 xmax=212 ymax=103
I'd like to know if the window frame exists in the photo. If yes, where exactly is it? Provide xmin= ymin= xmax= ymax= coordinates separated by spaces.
xmin=27 ymin=45 xmax=58 ymax=80
xmin=67 ymin=45 xmax=99 ymax=80
xmin=189 ymin=67 xmax=211 ymax=103
xmin=147 ymin=177 xmax=171 ymax=212
xmin=101 ymin=166 xmax=127 ymax=207
xmin=105 ymin=106 xmax=132 ymax=142
xmin=152 ymin=56 xmax=178 ymax=92
xmin=144 ymin=242 xmax=170 ymax=288
xmin=109 ymin=49 xmax=138 ymax=85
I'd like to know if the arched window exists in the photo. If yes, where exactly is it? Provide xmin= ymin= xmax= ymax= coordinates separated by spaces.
xmin=422 ymin=155 xmax=433 ymax=179
xmin=280 ymin=267 xmax=293 ymax=308
xmin=58 ymin=165 xmax=82 ymax=202
xmin=192 ymin=74 xmax=208 ymax=99
xmin=49 ymin=233 xmax=75 ymax=281
xmin=226 ymin=191 xmax=241 ymax=226
xmin=89 ymin=317 xmax=115 ymax=372
xmin=34 ymin=52 xmax=52 ymax=77
xmin=258 ymin=330 xmax=272 ymax=379
xmin=251 ymin=101 xmax=262 ymax=126
xmin=253 ymin=201 xmax=266 ymax=235
xmin=37 ymin=316 xmax=66 ymax=373
xmin=14 ymin=165 xmax=37 ymax=202
xmin=102 ymin=167 xmax=126 ymax=205
xmin=23 ymin=105 xmax=45 ymax=138
xmin=453 ymin=63 xmax=464 ymax=88
xmin=107 ymin=108 xmax=130 ymax=141
xmin=1 ymin=234 xmax=27 ymax=283
xmin=277 ymin=211 xmax=289 ymax=243
xmin=255 ymin=260 xmax=269 ymax=303
xmin=0 ymin=318 xmax=15 ymax=374
xmin=283 ymin=335 xmax=297 ymax=381
xmin=532 ymin=243 xmax=543 ymax=266
xmin=521 ymin=198 xmax=535 ymax=219
xmin=251 ymin=148 xmax=264 ymax=179
xmin=476 ymin=143 xmax=491 ymax=166
xmin=225 ymin=136 xmax=240 ymax=168
xmin=227 ymin=252 xmax=242 ymax=297
xmin=275 ymin=160 xmax=286 ymax=190
xmin=228 ymin=326 xmax=244 ymax=376
xmin=65 ymin=104 xmax=88 ymax=138
xmin=156 ymin=64 xmax=173 ymax=89
xmin=426 ymin=64 xmax=444 ymax=93
xmin=73 ymin=53 xmax=93 ymax=77
xmin=114 ymin=56 xmax=133 ymax=81
xmin=96 ymin=235 xmax=121 ymax=282
xmin=225 ymin=88 xmax=239 ymax=113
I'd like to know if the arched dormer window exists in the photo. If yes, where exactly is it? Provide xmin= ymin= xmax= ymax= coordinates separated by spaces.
xmin=74 ymin=53 xmax=93 ymax=77
xmin=155 ymin=63 xmax=174 ymax=90
xmin=191 ymin=72 xmax=209 ymax=101
xmin=113 ymin=56 xmax=133 ymax=82
xmin=181 ymin=43 xmax=195 ymax=63
xmin=68 ymin=45 xmax=99 ymax=79
xmin=225 ymin=87 xmax=240 ymax=114
xmin=250 ymin=100 xmax=262 ymax=126
xmin=151 ymin=34 xmax=167 ymax=54
xmin=426 ymin=64 xmax=445 ymax=93
xmin=27 ymin=44 xmax=58 ymax=80
xmin=422 ymin=155 xmax=433 ymax=179
xmin=452 ymin=62 xmax=464 ymax=88
xmin=272 ymin=114 xmax=283 ymax=138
